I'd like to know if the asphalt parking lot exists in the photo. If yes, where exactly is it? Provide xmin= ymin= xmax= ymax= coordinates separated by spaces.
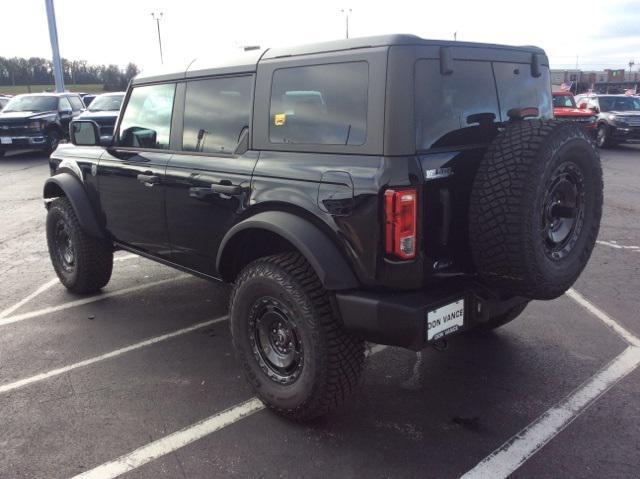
xmin=1 ymin=146 xmax=639 ymax=479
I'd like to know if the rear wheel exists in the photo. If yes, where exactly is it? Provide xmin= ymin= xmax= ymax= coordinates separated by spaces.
xmin=46 ymin=197 xmax=113 ymax=294
xmin=229 ymin=252 xmax=365 ymax=421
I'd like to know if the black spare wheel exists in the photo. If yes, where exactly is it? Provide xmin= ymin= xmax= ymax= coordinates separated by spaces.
xmin=46 ymin=197 xmax=113 ymax=294
xmin=469 ymin=120 xmax=603 ymax=300
xmin=229 ymin=252 xmax=365 ymax=421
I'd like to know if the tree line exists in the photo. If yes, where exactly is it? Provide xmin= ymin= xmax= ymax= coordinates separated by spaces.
xmin=0 ymin=57 xmax=140 ymax=91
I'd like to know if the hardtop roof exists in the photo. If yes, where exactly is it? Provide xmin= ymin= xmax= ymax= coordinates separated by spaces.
xmin=132 ymin=34 xmax=547 ymax=85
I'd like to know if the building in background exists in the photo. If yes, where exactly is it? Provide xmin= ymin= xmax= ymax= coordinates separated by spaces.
xmin=551 ymin=68 xmax=639 ymax=94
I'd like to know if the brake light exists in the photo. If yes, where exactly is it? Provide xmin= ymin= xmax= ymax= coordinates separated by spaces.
xmin=384 ymin=188 xmax=417 ymax=260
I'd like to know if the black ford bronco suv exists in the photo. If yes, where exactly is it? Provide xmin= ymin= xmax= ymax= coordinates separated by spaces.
xmin=44 ymin=35 xmax=603 ymax=420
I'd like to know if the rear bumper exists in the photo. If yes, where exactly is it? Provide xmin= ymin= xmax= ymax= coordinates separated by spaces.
xmin=336 ymin=281 xmax=526 ymax=351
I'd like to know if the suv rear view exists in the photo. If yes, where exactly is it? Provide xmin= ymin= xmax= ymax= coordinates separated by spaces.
xmin=45 ymin=35 xmax=602 ymax=420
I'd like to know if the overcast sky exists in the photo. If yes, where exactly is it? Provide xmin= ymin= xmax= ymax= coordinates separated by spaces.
xmin=2 ymin=0 xmax=638 ymax=73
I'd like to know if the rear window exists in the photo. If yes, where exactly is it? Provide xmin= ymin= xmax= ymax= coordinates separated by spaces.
xmin=493 ymin=63 xmax=552 ymax=120
xmin=269 ymin=62 xmax=368 ymax=146
xmin=415 ymin=59 xmax=500 ymax=150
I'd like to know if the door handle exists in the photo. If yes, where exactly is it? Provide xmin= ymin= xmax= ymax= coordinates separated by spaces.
xmin=210 ymin=183 xmax=242 ymax=195
xmin=137 ymin=173 xmax=160 ymax=185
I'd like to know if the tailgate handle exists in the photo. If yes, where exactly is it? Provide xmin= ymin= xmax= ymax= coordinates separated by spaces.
xmin=136 ymin=173 xmax=160 ymax=185
xmin=210 ymin=182 xmax=242 ymax=195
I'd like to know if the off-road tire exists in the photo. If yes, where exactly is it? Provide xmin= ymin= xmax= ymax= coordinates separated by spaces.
xmin=229 ymin=252 xmax=365 ymax=421
xmin=475 ymin=301 xmax=529 ymax=333
xmin=469 ymin=120 xmax=603 ymax=300
xmin=46 ymin=197 xmax=113 ymax=294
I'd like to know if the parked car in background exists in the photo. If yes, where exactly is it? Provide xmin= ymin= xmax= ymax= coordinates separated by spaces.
xmin=552 ymin=91 xmax=597 ymax=134
xmin=77 ymin=92 xmax=124 ymax=142
xmin=575 ymin=93 xmax=640 ymax=147
xmin=0 ymin=92 xmax=84 ymax=156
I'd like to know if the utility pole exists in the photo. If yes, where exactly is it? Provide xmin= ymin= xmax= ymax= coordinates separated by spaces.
xmin=629 ymin=60 xmax=635 ymax=82
xmin=340 ymin=8 xmax=352 ymax=39
xmin=151 ymin=12 xmax=164 ymax=64
xmin=454 ymin=32 xmax=457 ymax=41
xmin=44 ymin=0 xmax=64 ymax=92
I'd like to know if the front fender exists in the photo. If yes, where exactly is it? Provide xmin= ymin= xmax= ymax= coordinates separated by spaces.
xmin=217 ymin=211 xmax=359 ymax=290
xmin=43 ymin=173 xmax=105 ymax=239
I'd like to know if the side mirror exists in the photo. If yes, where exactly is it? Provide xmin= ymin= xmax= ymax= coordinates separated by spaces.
xmin=69 ymin=120 xmax=100 ymax=146
xmin=578 ymin=103 xmax=587 ymax=110
xmin=589 ymin=106 xmax=599 ymax=113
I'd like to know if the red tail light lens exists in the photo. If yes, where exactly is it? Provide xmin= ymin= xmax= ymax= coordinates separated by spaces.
xmin=384 ymin=188 xmax=417 ymax=260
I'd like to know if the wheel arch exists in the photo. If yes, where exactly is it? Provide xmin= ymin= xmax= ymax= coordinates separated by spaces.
xmin=43 ymin=173 xmax=105 ymax=239
xmin=217 ymin=211 xmax=360 ymax=290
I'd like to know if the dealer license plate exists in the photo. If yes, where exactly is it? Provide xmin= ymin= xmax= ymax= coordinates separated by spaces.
xmin=0 ymin=137 xmax=12 ymax=144
xmin=427 ymin=299 xmax=464 ymax=341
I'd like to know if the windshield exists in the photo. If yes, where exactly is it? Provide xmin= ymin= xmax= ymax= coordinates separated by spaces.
xmin=599 ymin=96 xmax=640 ymax=112
xmin=3 ymin=95 xmax=58 ymax=112
xmin=89 ymin=94 xmax=124 ymax=112
xmin=553 ymin=94 xmax=576 ymax=108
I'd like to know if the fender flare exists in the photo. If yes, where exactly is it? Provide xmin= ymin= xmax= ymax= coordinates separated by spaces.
xmin=217 ymin=211 xmax=359 ymax=290
xmin=43 ymin=173 xmax=105 ymax=239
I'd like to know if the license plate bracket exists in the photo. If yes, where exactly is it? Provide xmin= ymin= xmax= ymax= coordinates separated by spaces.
xmin=427 ymin=299 xmax=465 ymax=341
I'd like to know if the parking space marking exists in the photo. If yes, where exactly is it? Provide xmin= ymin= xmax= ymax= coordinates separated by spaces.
xmin=70 ymin=398 xmax=265 ymax=479
xmin=0 ymin=277 xmax=59 ymax=319
xmin=462 ymin=290 xmax=640 ymax=478
xmin=0 ymin=315 xmax=227 ymax=395
xmin=461 ymin=346 xmax=640 ymax=479
xmin=0 ymin=254 xmax=138 ymax=321
xmin=0 ymin=274 xmax=190 ymax=327
xmin=566 ymin=288 xmax=640 ymax=347
xmin=597 ymin=240 xmax=640 ymax=251
xmin=67 ymin=345 xmax=390 ymax=478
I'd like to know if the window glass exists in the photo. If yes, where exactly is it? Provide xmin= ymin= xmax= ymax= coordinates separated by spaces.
xmin=68 ymin=96 xmax=85 ymax=111
xmin=553 ymin=95 xmax=576 ymax=108
xmin=269 ymin=62 xmax=368 ymax=145
xmin=415 ymin=60 xmax=500 ymax=149
xmin=58 ymin=97 xmax=72 ymax=111
xmin=118 ymin=83 xmax=176 ymax=149
xmin=493 ymin=62 xmax=553 ymax=120
xmin=182 ymin=76 xmax=252 ymax=154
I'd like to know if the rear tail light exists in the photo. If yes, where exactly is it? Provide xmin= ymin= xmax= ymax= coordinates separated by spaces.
xmin=384 ymin=188 xmax=417 ymax=260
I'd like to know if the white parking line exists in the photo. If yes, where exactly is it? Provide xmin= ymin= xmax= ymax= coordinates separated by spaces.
xmin=0 ymin=274 xmax=190 ymax=327
xmin=70 ymin=398 xmax=265 ymax=479
xmin=0 ymin=253 xmax=138 ymax=321
xmin=462 ymin=290 xmax=640 ymax=478
xmin=597 ymin=240 xmax=640 ymax=251
xmin=0 ymin=315 xmax=227 ymax=395
xmin=566 ymin=288 xmax=640 ymax=347
xmin=461 ymin=347 xmax=640 ymax=478
xmin=0 ymin=277 xmax=59 ymax=319
xmin=67 ymin=344 xmax=391 ymax=479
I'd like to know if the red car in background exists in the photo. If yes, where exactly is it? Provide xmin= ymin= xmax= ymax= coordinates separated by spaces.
xmin=553 ymin=91 xmax=597 ymax=134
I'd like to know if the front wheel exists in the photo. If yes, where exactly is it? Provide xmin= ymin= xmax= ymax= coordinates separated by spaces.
xmin=46 ymin=197 xmax=113 ymax=294
xmin=596 ymin=124 xmax=617 ymax=148
xmin=229 ymin=252 xmax=365 ymax=421
xmin=44 ymin=129 xmax=60 ymax=156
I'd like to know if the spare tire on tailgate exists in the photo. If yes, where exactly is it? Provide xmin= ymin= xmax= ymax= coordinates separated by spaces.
xmin=469 ymin=120 xmax=603 ymax=300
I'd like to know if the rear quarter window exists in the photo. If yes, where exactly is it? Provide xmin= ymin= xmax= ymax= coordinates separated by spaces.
xmin=269 ymin=62 xmax=368 ymax=146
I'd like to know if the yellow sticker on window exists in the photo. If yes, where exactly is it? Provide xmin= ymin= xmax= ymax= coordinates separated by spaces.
xmin=274 ymin=113 xmax=286 ymax=126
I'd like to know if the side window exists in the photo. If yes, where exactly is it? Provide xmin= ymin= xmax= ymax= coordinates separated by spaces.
xmin=269 ymin=62 xmax=368 ymax=146
xmin=58 ymin=97 xmax=72 ymax=112
xmin=68 ymin=96 xmax=85 ymax=111
xmin=182 ymin=76 xmax=252 ymax=154
xmin=415 ymin=60 xmax=500 ymax=149
xmin=118 ymin=83 xmax=176 ymax=150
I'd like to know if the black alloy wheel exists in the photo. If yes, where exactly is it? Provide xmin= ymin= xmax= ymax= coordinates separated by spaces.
xmin=541 ymin=161 xmax=585 ymax=261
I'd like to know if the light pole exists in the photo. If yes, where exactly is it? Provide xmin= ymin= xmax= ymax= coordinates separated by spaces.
xmin=340 ymin=8 xmax=352 ymax=39
xmin=629 ymin=60 xmax=635 ymax=82
xmin=151 ymin=12 xmax=164 ymax=64
xmin=44 ymin=0 xmax=64 ymax=92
